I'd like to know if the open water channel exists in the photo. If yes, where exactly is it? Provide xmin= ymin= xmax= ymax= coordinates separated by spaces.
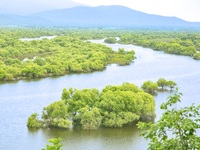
xmin=0 ymin=36 xmax=200 ymax=150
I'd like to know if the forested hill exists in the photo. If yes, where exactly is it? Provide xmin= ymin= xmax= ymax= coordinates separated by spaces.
xmin=1 ymin=5 xmax=200 ymax=28
xmin=29 ymin=5 xmax=200 ymax=27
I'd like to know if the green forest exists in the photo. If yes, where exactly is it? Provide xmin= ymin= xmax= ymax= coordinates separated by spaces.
xmin=1 ymin=29 xmax=200 ymax=82
xmin=0 ymin=29 xmax=136 ymax=81
xmin=27 ymin=82 xmax=155 ymax=130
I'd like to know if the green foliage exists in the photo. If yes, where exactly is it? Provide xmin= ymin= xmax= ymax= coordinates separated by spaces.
xmin=141 ymin=80 xmax=153 ymax=90
xmin=193 ymin=53 xmax=200 ymax=60
xmin=167 ymin=80 xmax=177 ymax=90
xmin=102 ymin=82 xmax=139 ymax=93
xmin=142 ymin=79 xmax=177 ymax=93
xmin=104 ymin=37 xmax=117 ymax=43
xmin=118 ymin=31 xmax=199 ymax=56
xmin=42 ymin=138 xmax=63 ymax=150
xmin=99 ymin=90 xmax=141 ymax=127
xmin=34 ymin=57 xmax=46 ymax=66
xmin=126 ymin=50 xmax=135 ymax=55
xmin=42 ymin=101 xmax=68 ymax=120
xmin=0 ymin=30 xmax=137 ymax=81
xmin=51 ymin=118 xmax=71 ymax=128
xmin=196 ymin=43 xmax=200 ymax=49
xmin=146 ymin=83 xmax=158 ymax=94
xmin=157 ymin=78 xmax=167 ymax=89
xmin=28 ymin=82 xmax=155 ymax=130
xmin=27 ymin=113 xmax=42 ymax=128
xmin=2 ymin=29 xmax=199 ymax=82
xmin=42 ymin=101 xmax=71 ymax=128
xmin=61 ymin=88 xmax=70 ymax=103
xmin=67 ymin=88 xmax=100 ymax=115
xmin=28 ymin=101 xmax=71 ymax=129
xmin=118 ymin=48 xmax=125 ymax=55
xmin=138 ymin=89 xmax=200 ymax=150
xmin=0 ymin=68 xmax=6 ymax=79
xmin=74 ymin=106 xmax=102 ymax=130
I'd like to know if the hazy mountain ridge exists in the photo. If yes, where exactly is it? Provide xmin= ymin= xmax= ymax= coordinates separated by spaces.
xmin=29 ymin=5 xmax=200 ymax=27
xmin=1 ymin=5 xmax=200 ymax=28
xmin=0 ymin=0 xmax=87 ymax=15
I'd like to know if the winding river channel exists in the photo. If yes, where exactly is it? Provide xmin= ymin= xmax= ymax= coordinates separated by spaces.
xmin=0 ymin=37 xmax=200 ymax=150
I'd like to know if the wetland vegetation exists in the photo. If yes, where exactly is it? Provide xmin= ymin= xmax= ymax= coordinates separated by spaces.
xmin=1 ymin=28 xmax=200 ymax=149
xmin=1 ymin=29 xmax=200 ymax=82
xmin=27 ymin=82 xmax=155 ymax=130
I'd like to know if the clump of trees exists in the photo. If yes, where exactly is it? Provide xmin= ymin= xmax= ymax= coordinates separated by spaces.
xmin=118 ymin=48 xmax=135 ymax=66
xmin=157 ymin=78 xmax=177 ymax=90
xmin=27 ymin=100 xmax=71 ymax=128
xmin=138 ymin=89 xmax=200 ymax=149
xmin=27 ymin=82 xmax=156 ymax=130
xmin=193 ymin=53 xmax=200 ymax=60
xmin=27 ymin=113 xmax=42 ymax=128
xmin=141 ymin=80 xmax=158 ymax=94
xmin=0 ymin=35 xmax=135 ymax=81
xmin=104 ymin=37 xmax=117 ymax=43
xmin=141 ymin=78 xmax=177 ymax=94
xmin=43 ymin=89 xmax=200 ymax=149
xmin=118 ymin=32 xmax=200 ymax=56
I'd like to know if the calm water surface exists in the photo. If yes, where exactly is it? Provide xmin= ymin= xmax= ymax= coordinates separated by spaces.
xmin=0 ymin=38 xmax=200 ymax=150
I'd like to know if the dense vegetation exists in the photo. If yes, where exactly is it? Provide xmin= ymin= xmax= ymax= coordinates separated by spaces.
xmin=1 ymin=28 xmax=200 ymax=82
xmin=42 ymin=138 xmax=63 ymax=150
xmin=138 ymin=89 xmax=200 ymax=149
xmin=27 ymin=82 xmax=156 ymax=130
xmin=141 ymin=78 xmax=177 ymax=94
xmin=118 ymin=32 xmax=199 ymax=56
xmin=0 ymin=29 xmax=136 ymax=81
xmin=193 ymin=53 xmax=200 ymax=60
xmin=44 ymin=90 xmax=200 ymax=149
xmin=104 ymin=37 xmax=117 ymax=43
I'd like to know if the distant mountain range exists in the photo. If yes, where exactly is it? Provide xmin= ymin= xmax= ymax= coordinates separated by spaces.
xmin=1 ymin=5 xmax=200 ymax=28
xmin=0 ymin=0 xmax=87 ymax=15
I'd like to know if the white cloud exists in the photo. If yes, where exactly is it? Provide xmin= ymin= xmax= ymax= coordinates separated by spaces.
xmin=73 ymin=0 xmax=200 ymax=22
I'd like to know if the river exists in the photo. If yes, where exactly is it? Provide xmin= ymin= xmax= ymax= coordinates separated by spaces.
xmin=0 ymin=37 xmax=200 ymax=150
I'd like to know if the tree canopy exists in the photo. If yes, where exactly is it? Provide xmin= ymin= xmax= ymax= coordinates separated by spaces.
xmin=141 ymin=78 xmax=177 ymax=93
xmin=27 ymin=82 xmax=156 ymax=130
xmin=104 ymin=37 xmax=117 ymax=43
xmin=42 ymin=138 xmax=63 ymax=150
xmin=0 ymin=31 xmax=135 ymax=81
xmin=138 ymin=89 xmax=200 ymax=149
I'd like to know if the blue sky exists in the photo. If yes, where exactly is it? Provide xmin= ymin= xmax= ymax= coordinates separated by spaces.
xmin=73 ymin=0 xmax=200 ymax=22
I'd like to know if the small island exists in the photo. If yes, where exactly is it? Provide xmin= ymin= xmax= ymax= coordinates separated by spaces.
xmin=27 ymin=82 xmax=156 ymax=130
xmin=141 ymin=78 xmax=177 ymax=94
